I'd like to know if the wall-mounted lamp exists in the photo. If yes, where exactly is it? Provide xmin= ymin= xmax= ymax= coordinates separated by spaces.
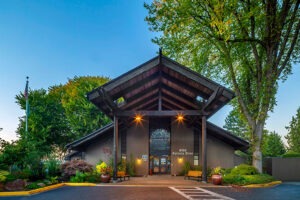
xmin=136 ymin=158 xmax=142 ymax=165
xmin=177 ymin=157 xmax=183 ymax=164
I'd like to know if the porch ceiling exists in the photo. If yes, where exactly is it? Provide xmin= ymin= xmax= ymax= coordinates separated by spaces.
xmin=87 ymin=54 xmax=235 ymax=118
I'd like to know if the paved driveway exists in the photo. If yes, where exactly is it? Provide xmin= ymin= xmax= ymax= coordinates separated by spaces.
xmin=0 ymin=182 xmax=299 ymax=200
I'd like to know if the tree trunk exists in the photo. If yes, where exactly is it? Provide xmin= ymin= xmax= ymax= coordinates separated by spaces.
xmin=252 ymin=122 xmax=264 ymax=173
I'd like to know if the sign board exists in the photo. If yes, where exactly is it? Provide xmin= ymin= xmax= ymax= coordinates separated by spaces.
xmin=142 ymin=154 xmax=148 ymax=161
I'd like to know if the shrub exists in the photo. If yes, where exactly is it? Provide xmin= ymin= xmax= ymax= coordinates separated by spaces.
xmin=96 ymin=162 xmax=110 ymax=175
xmin=0 ymin=170 xmax=9 ymax=183
xmin=222 ymin=168 xmax=232 ymax=175
xmin=48 ymin=176 xmax=58 ymax=184
xmin=61 ymin=160 xmax=93 ymax=180
xmin=180 ymin=161 xmax=191 ymax=175
xmin=223 ymin=173 xmax=275 ymax=185
xmin=242 ymin=174 xmax=275 ymax=184
xmin=211 ymin=166 xmax=222 ymax=175
xmin=231 ymin=164 xmax=258 ymax=175
xmin=126 ymin=154 xmax=135 ymax=176
xmin=282 ymin=151 xmax=300 ymax=158
xmin=5 ymin=169 xmax=31 ymax=182
xmin=223 ymin=174 xmax=246 ymax=185
xmin=85 ymin=172 xmax=101 ymax=183
xmin=70 ymin=171 xmax=87 ymax=183
xmin=44 ymin=158 xmax=61 ymax=177
xmin=26 ymin=182 xmax=41 ymax=190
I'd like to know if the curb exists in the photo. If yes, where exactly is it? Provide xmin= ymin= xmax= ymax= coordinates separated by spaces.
xmin=243 ymin=181 xmax=282 ymax=188
xmin=0 ymin=183 xmax=96 ymax=197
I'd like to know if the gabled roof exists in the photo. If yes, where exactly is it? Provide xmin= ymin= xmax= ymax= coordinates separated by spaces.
xmin=87 ymin=54 xmax=235 ymax=118
xmin=66 ymin=122 xmax=249 ymax=151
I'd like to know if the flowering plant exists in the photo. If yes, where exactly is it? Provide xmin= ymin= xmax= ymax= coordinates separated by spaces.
xmin=212 ymin=166 xmax=222 ymax=175
xmin=96 ymin=162 xmax=111 ymax=175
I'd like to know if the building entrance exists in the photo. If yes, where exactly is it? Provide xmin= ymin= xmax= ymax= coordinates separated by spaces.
xmin=149 ymin=118 xmax=171 ymax=175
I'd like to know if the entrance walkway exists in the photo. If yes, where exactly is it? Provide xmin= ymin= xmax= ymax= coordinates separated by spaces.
xmin=114 ymin=175 xmax=220 ymax=187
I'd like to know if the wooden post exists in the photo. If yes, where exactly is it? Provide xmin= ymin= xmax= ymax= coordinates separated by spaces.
xmin=113 ymin=116 xmax=119 ymax=182
xmin=202 ymin=115 xmax=207 ymax=183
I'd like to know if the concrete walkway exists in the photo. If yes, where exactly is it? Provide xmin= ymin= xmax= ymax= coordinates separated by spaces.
xmin=112 ymin=175 xmax=219 ymax=187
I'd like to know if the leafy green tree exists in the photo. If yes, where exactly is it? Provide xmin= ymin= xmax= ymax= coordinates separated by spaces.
xmin=59 ymin=76 xmax=110 ymax=138
xmin=224 ymin=101 xmax=249 ymax=140
xmin=262 ymin=131 xmax=286 ymax=157
xmin=145 ymin=0 xmax=300 ymax=172
xmin=285 ymin=107 xmax=300 ymax=152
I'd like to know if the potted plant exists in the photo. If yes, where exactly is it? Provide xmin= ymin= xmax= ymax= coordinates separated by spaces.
xmin=211 ymin=166 xmax=223 ymax=185
xmin=96 ymin=162 xmax=111 ymax=183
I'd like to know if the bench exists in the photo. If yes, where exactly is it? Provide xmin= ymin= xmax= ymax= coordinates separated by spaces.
xmin=184 ymin=170 xmax=202 ymax=181
xmin=117 ymin=171 xmax=130 ymax=181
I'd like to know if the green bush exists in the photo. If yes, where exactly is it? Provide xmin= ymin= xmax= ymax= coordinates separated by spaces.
xmin=0 ymin=170 xmax=9 ymax=183
xmin=44 ymin=158 xmax=61 ymax=177
xmin=85 ymin=172 xmax=101 ymax=183
xmin=223 ymin=174 xmax=246 ymax=185
xmin=282 ymin=151 xmax=300 ymax=158
xmin=242 ymin=174 xmax=275 ymax=184
xmin=126 ymin=154 xmax=135 ymax=176
xmin=48 ymin=176 xmax=58 ymax=184
xmin=223 ymin=172 xmax=275 ymax=185
xmin=61 ymin=160 xmax=93 ymax=180
xmin=231 ymin=164 xmax=258 ymax=175
xmin=70 ymin=171 xmax=87 ymax=183
xmin=26 ymin=182 xmax=42 ymax=189
xmin=180 ymin=161 xmax=191 ymax=175
xmin=5 ymin=169 xmax=31 ymax=182
xmin=222 ymin=168 xmax=232 ymax=175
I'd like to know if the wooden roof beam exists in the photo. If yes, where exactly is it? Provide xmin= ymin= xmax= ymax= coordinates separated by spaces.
xmin=202 ymin=87 xmax=224 ymax=112
xmin=161 ymin=88 xmax=199 ymax=109
xmin=115 ymin=110 xmax=203 ymax=117
xmin=120 ymin=88 xmax=159 ymax=110
xmin=162 ymin=97 xmax=187 ymax=110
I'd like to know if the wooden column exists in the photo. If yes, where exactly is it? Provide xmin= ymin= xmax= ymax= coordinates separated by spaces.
xmin=201 ymin=115 xmax=207 ymax=183
xmin=113 ymin=116 xmax=119 ymax=182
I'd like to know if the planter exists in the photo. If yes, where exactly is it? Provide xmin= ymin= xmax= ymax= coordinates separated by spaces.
xmin=100 ymin=174 xmax=111 ymax=183
xmin=211 ymin=174 xmax=222 ymax=185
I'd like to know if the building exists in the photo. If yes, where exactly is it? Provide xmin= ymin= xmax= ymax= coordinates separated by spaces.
xmin=66 ymin=52 xmax=249 ymax=182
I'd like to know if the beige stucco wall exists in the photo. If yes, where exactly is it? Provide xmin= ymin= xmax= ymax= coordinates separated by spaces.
xmin=83 ymin=133 xmax=121 ymax=166
xmin=84 ymin=136 xmax=113 ymax=166
xmin=126 ymin=118 xmax=149 ymax=176
xmin=206 ymin=135 xmax=235 ymax=169
xmin=170 ymin=123 xmax=194 ymax=175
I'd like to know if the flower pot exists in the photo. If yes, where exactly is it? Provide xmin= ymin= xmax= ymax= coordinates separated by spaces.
xmin=101 ymin=174 xmax=111 ymax=183
xmin=211 ymin=174 xmax=222 ymax=185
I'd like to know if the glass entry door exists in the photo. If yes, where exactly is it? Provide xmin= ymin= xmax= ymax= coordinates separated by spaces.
xmin=149 ymin=118 xmax=171 ymax=175
xmin=151 ymin=155 xmax=170 ymax=174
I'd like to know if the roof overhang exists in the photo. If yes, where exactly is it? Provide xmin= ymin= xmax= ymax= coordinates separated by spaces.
xmin=87 ymin=55 xmax=235 ymax=119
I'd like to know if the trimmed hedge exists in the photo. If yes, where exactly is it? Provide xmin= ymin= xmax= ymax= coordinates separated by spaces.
xmin=223 ymin=173 xmax=275 ymax=185
xmin=231 ymin=164 xmax=258 ymax=175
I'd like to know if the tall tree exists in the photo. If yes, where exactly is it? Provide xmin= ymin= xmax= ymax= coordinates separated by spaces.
xmin=285 ymin=107 xmax=300 ymax=152
xmin=146 ymin=0 xmax=300 ymax=172
xmin=15 ymin=76 xmax=110 ymax=150
xmin=59 ymin=76 xmax=111 ymax=138
xmin=262 ymin=131 xmax=286 ymax=157
xmin=224 ymin=101 xmax=249 ymax=140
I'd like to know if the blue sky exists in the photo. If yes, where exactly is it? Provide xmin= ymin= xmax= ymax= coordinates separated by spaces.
xmin=0 ymin=0 xmax=299 ymax=143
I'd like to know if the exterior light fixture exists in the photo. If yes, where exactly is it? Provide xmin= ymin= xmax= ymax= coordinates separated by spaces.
xmin=134 ymin=114 xmax=143 ymax=124
xmin=136 ymin=158 xmax=142 ymax=165
xmin=176 ymin=114 xmax=185 ymax=123
xmin=177 ymin=157 xmax=183 ymax=164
